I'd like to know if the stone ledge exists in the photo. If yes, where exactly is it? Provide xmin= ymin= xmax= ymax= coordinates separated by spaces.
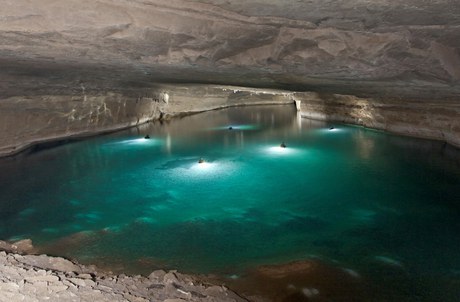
xmin=0 ymin=240 xmax=248 ymax=302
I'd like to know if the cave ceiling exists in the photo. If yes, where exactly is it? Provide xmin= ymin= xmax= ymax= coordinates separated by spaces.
xmin=1 ymin=0 xmax=460 ymax=98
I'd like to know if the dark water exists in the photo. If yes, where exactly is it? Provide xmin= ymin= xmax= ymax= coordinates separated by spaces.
xmin=0 ymin=105 xmax=460 ymax=301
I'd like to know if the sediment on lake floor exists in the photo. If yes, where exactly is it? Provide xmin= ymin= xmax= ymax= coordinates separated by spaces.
xmin=0 ymin=240 xmax=248 ymax=302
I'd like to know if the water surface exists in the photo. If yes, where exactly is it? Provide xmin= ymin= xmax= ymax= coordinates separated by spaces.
xmin=0 ymin=105 xmax=459 ymax=301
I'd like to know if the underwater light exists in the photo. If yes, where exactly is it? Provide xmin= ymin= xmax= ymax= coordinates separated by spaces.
xmin=198 ymin=158 xmax=205 ymax=164
xmin=192 ymin=161 xmax=214 ymax=171
xmin=328 ymin=127 xmax=342 ymax=132
xmin=210 ymin=124 xmax=258 ymax=131
xmin=266 ymin=146 xmax=296 ymax=155
xmin=109 ymin=137 xmax=160 ymax=146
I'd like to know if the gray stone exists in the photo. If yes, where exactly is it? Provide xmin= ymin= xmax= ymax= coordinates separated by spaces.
xmin=17 ymin=255 xmax=81 ymax=273
xmin=0 ymin=282 xmax=20 ymax=292
xmin=0 ymin=236 xmax=255 ymax=301
xmin=163 ymin=272 xmax=179 ymax=284
xmin=48 ymin=285 xmax=69 ymax=293
xmin=148 ymin=270 xmax=166 ymax=281
xmin=77 ymin=273 xmax=93 ymax=280
xmin=25 ymin=275 xmax=60 ymax=283
xmin=68 ymin=278 xmax=88 ymax=287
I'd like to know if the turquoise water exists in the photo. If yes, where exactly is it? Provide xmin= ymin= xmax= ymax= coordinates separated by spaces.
xmin=1 ymin=105 xmax=460 ymax=300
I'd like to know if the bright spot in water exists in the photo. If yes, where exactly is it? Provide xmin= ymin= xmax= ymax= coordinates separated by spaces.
xmin=189 ymin=162 xmax=222 ymax=176
xmin=105 ymin=138 xmax=161 ymax=147
xmin=210 ymin=124 xmax=259 ymax=131
xmin=315 ymin=127 xmax=344 ymax=134
xmin=193 ymin=161 xmax=214 ymax=170
xmin=168 ymin=159 xmax=238 ymax=180
xmin=265 ymin=146 xmax=299 ymax=156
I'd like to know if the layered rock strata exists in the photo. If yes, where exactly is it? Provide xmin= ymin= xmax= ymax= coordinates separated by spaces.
xmin=1 ymin=0 xmax=459 ymax=155
xmin=0 ymin=243 xmax=246 ymax=302
xmin=0 ymin=85 xmax=294 ymax=157
xmin=295 ymin=92 xmax=460 ymax=148
xmin=1 ymin=0 xmax=460 ymax=98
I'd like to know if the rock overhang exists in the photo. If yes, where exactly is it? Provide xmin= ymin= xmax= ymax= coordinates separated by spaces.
xmin=1 ymin=0 xmax=460 ymax=99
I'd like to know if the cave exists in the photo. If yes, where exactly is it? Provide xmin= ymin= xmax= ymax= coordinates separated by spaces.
xmin=1 ymin=1 xmax=460 ymax=301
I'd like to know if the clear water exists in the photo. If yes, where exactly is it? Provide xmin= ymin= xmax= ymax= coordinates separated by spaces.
xmin=1 ymin=105 xmax=460 ymax=301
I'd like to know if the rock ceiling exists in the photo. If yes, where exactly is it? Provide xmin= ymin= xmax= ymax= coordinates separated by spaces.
xmin=1 ymin=0 xmax=460 ymax=98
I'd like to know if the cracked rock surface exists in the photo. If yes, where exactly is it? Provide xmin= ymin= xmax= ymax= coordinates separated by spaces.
xmin=1 ymin=0 xmax=460 ymax=98
xmin=0 ymin=250 xmax=246 ymax=302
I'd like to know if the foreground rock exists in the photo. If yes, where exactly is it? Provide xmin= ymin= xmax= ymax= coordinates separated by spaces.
xmin=0 ymin=248 xmax=246 ymax=302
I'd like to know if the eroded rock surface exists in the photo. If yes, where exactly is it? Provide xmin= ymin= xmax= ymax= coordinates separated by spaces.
xmin=0 ymin=248 xmax=246 ymax=302
xmin=0 ymin=1 xmax=459 ymax=154
xmin=0 ymin=84 xmax=293 ymax=156
xmin=1 ymin=0 xmax=460 ymax=98
xmin=296 ymin=92 xmax=460 ymax=148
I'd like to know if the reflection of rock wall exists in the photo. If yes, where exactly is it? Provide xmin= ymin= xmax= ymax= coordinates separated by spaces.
xmin=0 ymin=85 xmax=294 ymax=157
xmin=296 ymin=92 xmax=460 ymax=148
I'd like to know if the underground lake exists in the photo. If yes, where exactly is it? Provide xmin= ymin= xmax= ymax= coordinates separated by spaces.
xmin=0 ymin=105 xmax=459 ymax=301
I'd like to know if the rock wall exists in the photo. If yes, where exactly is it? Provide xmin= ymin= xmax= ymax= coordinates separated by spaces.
xmin=1 ymin=0 xmax=459 ymax=154
xmin=0 ymin=85 xmax=294 ymax=157
xmin=296 ymin=92 xmax=460 ymax=148
xmin=0 ymin=92 xmax=165 ymax=157
xmin=1 ymin=0 xmax=460 ymax=98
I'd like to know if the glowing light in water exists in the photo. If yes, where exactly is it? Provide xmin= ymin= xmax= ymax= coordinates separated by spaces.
xmin=167 ymin=159 xmax=238 ymax=179
xmin=315 ymin=127 xmax=344 ymax=134
xmin=107 ymin=138 xmax=161 ymax=146
xmin=211 ymin=124 xmax=259 ymax=131
xmin=192 ymin=161 xmax=215 ymax=171
xmin=265 ymin=146 xmax=298 ymax=155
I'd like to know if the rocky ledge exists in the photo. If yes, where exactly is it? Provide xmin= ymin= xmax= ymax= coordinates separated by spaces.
xmin=0 ymin=241 xmax=246 ymax=302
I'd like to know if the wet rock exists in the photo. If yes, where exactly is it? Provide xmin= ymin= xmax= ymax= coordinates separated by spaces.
xmin=12 ymin=239 xmax=34 ymax=253
xmin=17 ymin=254 xmax=82 ymax=273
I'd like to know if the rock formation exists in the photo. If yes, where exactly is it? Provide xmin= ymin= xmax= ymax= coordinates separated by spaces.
xmin=0 ymin=240 xmax=246 ymax=302
xmin=0 ymin=3 xmax=460 ymax=301
xmin=1 ymin=0 xmax=459 ymax=155
xmin=2 ymin=0 xmax=460 ymax=98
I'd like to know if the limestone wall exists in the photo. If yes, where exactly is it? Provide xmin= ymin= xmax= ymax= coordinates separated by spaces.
xmin=0 ymin=84 xmax=294 ymax=157
xmin=296 ymin=92 xmax=460 ymax=148
xmin=0 ymin=93 xmax=164 ymax=157
xmin=1 ymin=0 xmax=460 ymax=99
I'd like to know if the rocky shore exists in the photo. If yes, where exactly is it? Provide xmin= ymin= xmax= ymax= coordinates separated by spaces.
xmin=0 ymin=240 xmax=247 ymax=302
